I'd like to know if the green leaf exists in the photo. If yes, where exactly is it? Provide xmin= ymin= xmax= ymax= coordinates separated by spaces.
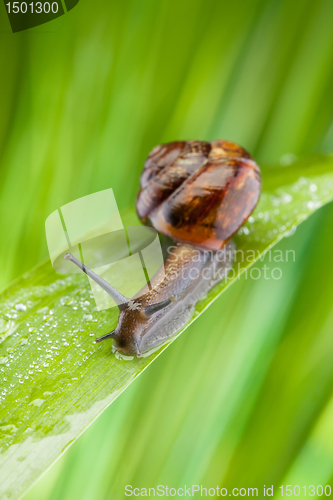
xmin=1 ymin=156 xmax=333 ymax=500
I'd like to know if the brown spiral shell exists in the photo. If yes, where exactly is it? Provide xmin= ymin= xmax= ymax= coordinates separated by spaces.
xmin=136 ymin=140 xmax=261 ymax=251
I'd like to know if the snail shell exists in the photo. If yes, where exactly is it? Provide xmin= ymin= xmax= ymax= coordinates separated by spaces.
xmin=136 ymin=140 xmax=261 ymax=250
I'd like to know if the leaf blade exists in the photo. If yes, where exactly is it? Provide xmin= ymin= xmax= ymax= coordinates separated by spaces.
xmin=1 ymin=156 xmax=333 ymax=500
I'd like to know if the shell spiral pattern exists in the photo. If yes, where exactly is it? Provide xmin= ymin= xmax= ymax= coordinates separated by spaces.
xmin=136 ymin=140 xmax=261 ymax=250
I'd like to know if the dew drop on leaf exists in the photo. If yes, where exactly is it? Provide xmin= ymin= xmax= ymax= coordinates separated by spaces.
xmin=15 ymin=304 xmax=27 ymax=312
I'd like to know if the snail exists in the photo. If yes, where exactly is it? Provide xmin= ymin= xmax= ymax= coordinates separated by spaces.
xmin=65 ymin=140 xmax=261 ymax=357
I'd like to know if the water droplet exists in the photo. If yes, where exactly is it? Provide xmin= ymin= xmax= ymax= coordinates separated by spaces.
xmin=15 ymin=304 xmax=27 ymax=312
xmin=285 ymin=225 xmax=297 ymax=237
xmin=280 ymin=153 xmax=298 ymax=166
xmin=307 ymin=200 xmax=321 ymax=209
xmin=115 ymin=350 xmax=134 ymax=361
xmin=29 ymin=399 xmax=45 ymax=407
xmin=281 ymin=193 xmax=292 ymax=204
xmin=0 ymin=356 xmax=8 ymax=364
xmin=83 ymin=314 xmax=93 ymax=321
xmin=38 ymin=306 xmax=49 ymax=315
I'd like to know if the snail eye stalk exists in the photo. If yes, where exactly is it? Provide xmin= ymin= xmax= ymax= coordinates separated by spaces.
xmin=94 ymin=330 xmax=116 ymax=344
xmin=133 ymin=339 xmax=142 ymax=358
xmin=64 ymin=253 xmax=128 ymax=310
xmin=144 ymin=297 xmax=175 ymax=317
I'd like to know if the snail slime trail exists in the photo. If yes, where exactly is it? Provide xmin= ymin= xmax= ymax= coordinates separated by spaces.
xmin=65 ymin=140 xmax=261 ymax=357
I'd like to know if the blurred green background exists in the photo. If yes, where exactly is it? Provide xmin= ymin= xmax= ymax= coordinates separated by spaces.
xmin=1 ymin=0 xmax=333 ymax=498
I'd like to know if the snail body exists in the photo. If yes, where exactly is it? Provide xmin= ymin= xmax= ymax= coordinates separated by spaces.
xmin=65 ymin=140 xmax=261 ymax=357
xmin=108 ymin=241 xmax=234 ymax=355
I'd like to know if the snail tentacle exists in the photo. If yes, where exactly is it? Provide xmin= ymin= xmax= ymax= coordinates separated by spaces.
xmin=64 ymin=253 xmax=128 ymax=309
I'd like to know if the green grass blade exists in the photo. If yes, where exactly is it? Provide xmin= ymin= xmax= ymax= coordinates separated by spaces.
xmin=1 ymin=156 xmax=333 ymax=500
